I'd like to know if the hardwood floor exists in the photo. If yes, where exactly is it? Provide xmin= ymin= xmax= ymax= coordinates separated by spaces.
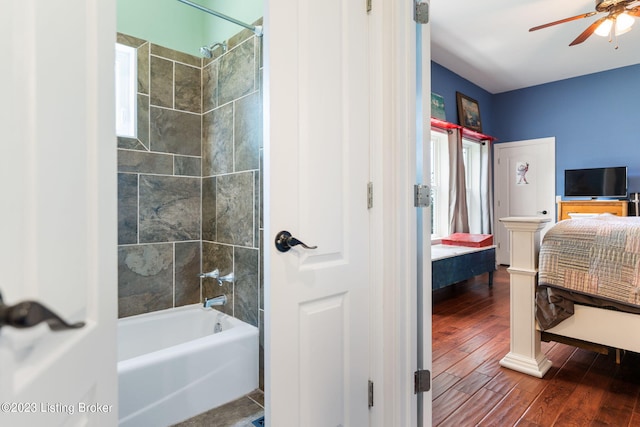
xmin=432 ymin=266 xmax=640 ymax=427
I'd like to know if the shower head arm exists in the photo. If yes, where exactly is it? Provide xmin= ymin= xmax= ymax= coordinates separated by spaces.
xmin=200 ymin=41 xmax=228 ymax=58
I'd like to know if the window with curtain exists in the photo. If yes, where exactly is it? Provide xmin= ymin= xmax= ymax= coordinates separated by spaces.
xmin=430 ymin=130 xmax=448 ymax=239
xmin=430 ymin=130 xmax=483 ymax=239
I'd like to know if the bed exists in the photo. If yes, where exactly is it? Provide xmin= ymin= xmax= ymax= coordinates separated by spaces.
xmin=498 ymin=214 xmax=640 ymax=378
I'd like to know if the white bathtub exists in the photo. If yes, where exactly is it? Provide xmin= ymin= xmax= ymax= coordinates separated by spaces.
xmin=117 ymin=304 xmax=259 ymax=427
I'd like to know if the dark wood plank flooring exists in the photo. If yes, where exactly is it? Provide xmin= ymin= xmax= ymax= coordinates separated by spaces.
xmin=432 ymin=266 xmax=640 ymax=427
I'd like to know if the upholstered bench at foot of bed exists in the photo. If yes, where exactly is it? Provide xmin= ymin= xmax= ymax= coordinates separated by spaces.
xmin=431 ymin=244 xmax=496 ymax=290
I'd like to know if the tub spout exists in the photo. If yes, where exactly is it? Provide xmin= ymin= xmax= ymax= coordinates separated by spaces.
xmin=203 ymin=294 xmax=227 ymax=308
xmin=198 ymin=269 xmax=220 ymax=279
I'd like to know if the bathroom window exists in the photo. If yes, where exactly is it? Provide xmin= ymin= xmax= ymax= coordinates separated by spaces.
xmin=115 ymin=43 xmax=137 ymax=138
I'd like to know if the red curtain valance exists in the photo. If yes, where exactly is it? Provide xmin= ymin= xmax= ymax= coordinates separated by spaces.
xmin=430 ymin=117 xmax=496 ymax=143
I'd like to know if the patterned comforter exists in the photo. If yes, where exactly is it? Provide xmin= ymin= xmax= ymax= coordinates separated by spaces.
xmin=536 ymin=214 xmax=640 ymax=329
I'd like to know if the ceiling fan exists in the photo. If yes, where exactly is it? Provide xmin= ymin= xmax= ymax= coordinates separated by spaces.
xmin=530 ymin=0 xmax=640 ymax=46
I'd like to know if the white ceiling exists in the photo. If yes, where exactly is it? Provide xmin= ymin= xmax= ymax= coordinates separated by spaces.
xmin=430 ymin=0 xmax=640 ymax=94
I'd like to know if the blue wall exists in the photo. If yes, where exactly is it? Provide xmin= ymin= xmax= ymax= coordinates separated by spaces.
xmin=431 ymin=62 xmax=494 ymax=137
xmin=432 ymin=61 xmax=640 ymax=196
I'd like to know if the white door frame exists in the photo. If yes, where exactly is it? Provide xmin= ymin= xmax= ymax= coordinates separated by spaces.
xmin=368 ymin=1 xmax=424 ymax=425
xmin=417 ymin=18 xmax=433 ymax=426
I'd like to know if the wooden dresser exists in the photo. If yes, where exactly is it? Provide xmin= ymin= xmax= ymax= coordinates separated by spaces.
xmin=557 ymin=200 xmax=628 ymax=221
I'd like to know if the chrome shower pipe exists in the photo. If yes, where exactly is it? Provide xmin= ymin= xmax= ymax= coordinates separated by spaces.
xmin=200 ymin=41 xmax=227 ymax=59
xmin=176 ymin=0 xmax=263 ymax=37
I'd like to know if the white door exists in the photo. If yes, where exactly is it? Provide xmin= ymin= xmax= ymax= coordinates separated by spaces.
xmin=0 ymin=1 xmax=117 ymax=426
xmin=264 ymin=0 xmax=371 ymax=425
xmin=494 ymin=138 xmax=556 ymax=265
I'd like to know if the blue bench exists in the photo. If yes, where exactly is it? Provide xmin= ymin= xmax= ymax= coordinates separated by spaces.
xmin=432 ymin=245 xmax=496 ymax=290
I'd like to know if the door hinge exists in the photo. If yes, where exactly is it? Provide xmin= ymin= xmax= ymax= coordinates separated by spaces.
xmin=366 ymin=0 xmax=372 ymax=13
xmin=414 ymin=369 xmax=431 ymax=393
xmin=368 ymin=380 xmax=374 ymax=408
xmin=414 ymin=184 xmax=431 ymax=208
xmin=367 ymin=182 xmax=374 ymax=209
xmin=414 ymin=0 xmax=429 ymax=24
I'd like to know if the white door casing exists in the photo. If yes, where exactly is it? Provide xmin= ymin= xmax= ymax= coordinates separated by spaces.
xmin=494 ymin=138 xmax=556 ymax=265
xmin=417 ymin=20 xmax=433 ymax=426
xmin=366 ymin=1 xmax=425 ymax=426
xmin=0 ymin=1 xmax=117 ymax=426
xmin=264 ymin=0 xmax=371 ymax=425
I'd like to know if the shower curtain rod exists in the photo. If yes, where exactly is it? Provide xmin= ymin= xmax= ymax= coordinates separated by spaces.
xmin=177 ymin=0 xmax=263 ymax=37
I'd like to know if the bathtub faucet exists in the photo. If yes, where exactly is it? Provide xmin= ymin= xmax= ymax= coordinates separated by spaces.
xmin=198 ymin=269 xmax=234 ymax=286
xmin=203 ymin=294 xmax=227 ymax=308
xmin=217 ymin=272 xmax=234 ymax=286
xmin=198 ymin=269 xmax=219 ymax=279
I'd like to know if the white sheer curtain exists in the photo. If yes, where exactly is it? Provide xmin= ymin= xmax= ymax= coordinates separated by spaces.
xmin=447 ymin=128 xmax=469 ymax=233
xmin=480 ymin=141 xmax=493 ymax=234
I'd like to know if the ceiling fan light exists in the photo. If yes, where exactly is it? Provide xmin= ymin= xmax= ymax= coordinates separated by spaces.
xmin=615 ymin=13 xmax=635 ymax=35
xmin=595 ymin=18 xmax=613 ymax=37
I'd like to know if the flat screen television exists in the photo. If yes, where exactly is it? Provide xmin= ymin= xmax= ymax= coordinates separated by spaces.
xmin=564 ymin=166 xmax=628 ymax=199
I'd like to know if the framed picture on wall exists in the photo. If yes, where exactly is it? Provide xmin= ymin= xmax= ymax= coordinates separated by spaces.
xmin=431 ymin=93 xmax=446 ymax=120
xmin=456 ymin=92 xmax=482 ymax=133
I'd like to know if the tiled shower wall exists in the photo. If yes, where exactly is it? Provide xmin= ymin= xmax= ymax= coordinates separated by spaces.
xmin=116 ymin=25 xmax=263 ymax=367
xmin=117 ymin=33 xmax=203 ymax=318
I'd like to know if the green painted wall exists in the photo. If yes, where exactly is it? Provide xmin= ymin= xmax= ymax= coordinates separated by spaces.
xmin=117 ymin=0 xmax=262 ymax=57
xmin=117 ymin=0 xmax=204 ymax=56
xmin=203 ymin=0 xmax=263 ymax=45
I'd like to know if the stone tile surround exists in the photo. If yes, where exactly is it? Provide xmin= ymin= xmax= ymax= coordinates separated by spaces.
xmin=117 ymin=33 xmax=203 ymax=318
xmin=116 ymin=19 xmax=264 ymax=388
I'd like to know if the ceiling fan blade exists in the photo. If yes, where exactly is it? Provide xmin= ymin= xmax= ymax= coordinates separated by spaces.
xmin=569 ymin=16 xmax=608 ymax=46
xmin=529 ymin=11 xmax=598 ymax=32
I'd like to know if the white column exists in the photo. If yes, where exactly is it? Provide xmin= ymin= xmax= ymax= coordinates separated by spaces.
xmin=499 ymin=217 xmax=552 ymax=378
